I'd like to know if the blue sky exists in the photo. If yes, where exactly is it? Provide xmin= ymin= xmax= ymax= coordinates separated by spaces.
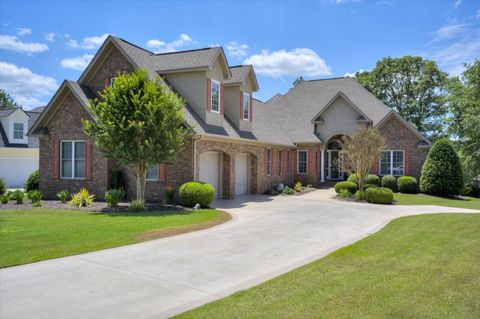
xmin=1 ymin=0 xmax=479 ymax=109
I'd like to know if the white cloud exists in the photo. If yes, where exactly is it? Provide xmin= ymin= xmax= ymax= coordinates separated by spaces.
xmin=17 ymin=27 xmax=32 ymax=36
xmin=60 ymin=54 xmax=94 ymax=71
xmin=335 ymin=0 xmax=360 ymax=3
xmin=428 ymin=23 xmax=469 ymax=44
xmin=454 ymin=0 xmax=462 ymax=8
xmin=225 ymin=42 xmax=249 ymax=58
xmin=344 ymin=69 xmax=365 ymax=77
xmin=45 ymin=32 xmax=55 ymax=42
xmin=426 ymin=23 xmax=480 ymax=75
xmin=243 ymin=48 xmax=332 ymax=78
xmin=146 ymin=33 xmax=193 ymax=53
xmin=67 ymin=33 xmax=109 ymax=49
xmin=0 ymin=61 xmax=58 ymax=109
xmin=0 ymin=34 xmax=48 ymax=54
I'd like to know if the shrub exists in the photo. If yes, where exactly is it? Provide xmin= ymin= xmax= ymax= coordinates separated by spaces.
xmin=282 ymin=186 xmax=295 ymax=195
xmin=28 ymin=190 xmax=42 ymax=207
xmin=398 ymin=176 xmax=418 ymax=194
xmin=463 ymin=182 xmax=480 ymax=198
xmin=105 ymin=189 xmax=125 ymax=207
xmin=420 ymin=138 xmax=463 ymax=196
xmin=294 ymin=181 xmax=303 ymax=192
xmin=12 ymin=190 xmax=25 ymax=204
xmin=0 ymin=177 xmax=6 ymax=195
xmin=366 ymin=174 xmax=380 ymax=186
xmin=70 ymin=188 xmax=94 ymax=207
xmin=1 ymin=194 xmax=8 ymax=204
xmin=355 ymin=190 xmax=365 ymax=200
xmin=364 ymin=184 xmax=379 ymax=190
xmin=24 ymin=170 xmax=39 ymax=192
xmin=179 ymin=182 xmax=215 ymax=208
xmin=128 ymin=199 xmax=145 ymax=212
xmin=57 ymin=189 xmax=69 ymax=203
xmin=364 ymin=187 xmax=394 ymax=204
xmin=382 ymin=175 xmax=397 ymax=192
xmin=347 ymin=174 xmax=358 ymax=185
xmin=165 ymin=185 xmax=175 ymax=204
xmin=338 ymin=189 xmax=352 ymax=198
xmin=334 ymin=181 xmax=358 ymax=194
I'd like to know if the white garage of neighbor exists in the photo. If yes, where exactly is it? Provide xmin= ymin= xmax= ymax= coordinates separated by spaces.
xmin=199 ymin=151 xmax=222 ymax=199
xmin=235 ymin=153 xmax=249 ymax=195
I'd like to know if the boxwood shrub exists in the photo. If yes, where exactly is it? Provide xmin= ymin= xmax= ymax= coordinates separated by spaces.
xmin=382 ymin=175 xmax=397 ymax=192
xmin=364 ymin=184 xmax=379 ymax=190
xmin=364 ymin=187 xmax=394 ymax=204
xmin=334 ymin=181 xmax=358 ymax=195
xmin=179 ymin=181 xmax=215 ymax=208
xmin=420 ymin=138 xmax=463 ymax=196
xmin=398 ymin=176 xmax=418 ymax=194
xmin=347 ymin=174 xmax=380 ymax=186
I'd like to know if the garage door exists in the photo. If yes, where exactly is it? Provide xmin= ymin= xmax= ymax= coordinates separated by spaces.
xmin=199 ymin=152 xmax=221 ymax=199
xmin=0 ymin=157 xmax=38 ymax=188
xmin=235 ymin=153 xmax=249 ymax=195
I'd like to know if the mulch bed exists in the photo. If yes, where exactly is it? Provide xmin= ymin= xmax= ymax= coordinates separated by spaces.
xmin=0 ymin=199 xmax=185 ymax=213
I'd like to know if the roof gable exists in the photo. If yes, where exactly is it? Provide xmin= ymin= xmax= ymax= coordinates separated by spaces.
xmin=311 ymin=91 xmax=371 ymax=124
xmin=224 ymin=65 xmax=259 ymax=91
xmin=375 ymin=111 xmax=431 ymax=145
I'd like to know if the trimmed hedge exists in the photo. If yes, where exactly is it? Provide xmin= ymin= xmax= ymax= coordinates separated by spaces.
xmin=347 ymin=174 xmax=380 ymax=186
xmin=334 ymin=181 xmax=358 ymax=195
xmin=398 ymin=176 xmax=418 ymax=194
xmin=364 ymin=187 xmax=394 ymax=204
xmin=364 ymin=184 xmax=379 ymax=190
xmin=179 ymin=181 xmax=215 ymax=208
xmin=382 ymin=175 xmax=397 ymax=192
xmin=420 ymin=138 xmax=463 ymax=196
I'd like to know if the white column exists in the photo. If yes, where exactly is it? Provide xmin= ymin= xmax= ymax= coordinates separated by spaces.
xmin=320 ymin=149 xmax=325 ymax=182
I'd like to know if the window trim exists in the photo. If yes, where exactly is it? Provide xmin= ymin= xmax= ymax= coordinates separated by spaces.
xmin=146 ymin=164 xmax=159 ymax=181
xmin=242 ymin=92 xmax=250 ymax=121
xmin=287 ymin=151 xmax=291 ymax=175
xmin=267 ymin=148 xmax=272 ymax=176
xmin=60 ymin=140 xmax=86 ymax=180
xmin=297 ymin=150 xmax=308 ymax=175
xmin=210 ymin=79 xmax=221 ymax=113
xmin=278 ymin=149 xmax=283 ymax=176
xmin=379 ymin=150 xmax=405 ymax=176
xmin=13 ymin=122 xmax=24 ymax=140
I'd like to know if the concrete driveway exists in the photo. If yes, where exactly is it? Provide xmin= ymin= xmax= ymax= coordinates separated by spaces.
xmin=1 ymin=190 xmax=478 ymax=319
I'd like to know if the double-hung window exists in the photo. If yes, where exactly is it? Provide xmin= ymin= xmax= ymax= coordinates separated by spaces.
xmin=243 ymin=92 xmax=250 ymax=120
xmin=278 ymin=150 xmax=283 ymax=176
xmin=147 ymin=165 xmax=159 ymax=181
xmin=211 ymin=80 xmax=220 ymax=113
xmin=297 ymin=150 xmax=308 ymax=174
xmin=266 ymin=148 xmax=272 ymax=176
xmin=13 ymin=123 xmax=24 ymax=139
xmin=380 ymin=150 xmax=404 ymax=176
xmin=61 ymin=141 xmax=86 ymax=179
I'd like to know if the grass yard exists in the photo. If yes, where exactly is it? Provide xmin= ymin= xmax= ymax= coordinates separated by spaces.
xmin=176 ymin=214 xmax=480 ymax=319
xmin=0 ymin=208 xmax=229 ymax=268
xmin=394 ymin=193 xmax=480 ymax=210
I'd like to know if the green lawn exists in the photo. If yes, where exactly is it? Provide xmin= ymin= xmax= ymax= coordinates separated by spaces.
xmin=177 ymin=214 xmax=480 ymax=319
xmin=394 ymin=193 xmax=480 ymax=210
xmin=0 ymin=208 xmax=227 ymax=268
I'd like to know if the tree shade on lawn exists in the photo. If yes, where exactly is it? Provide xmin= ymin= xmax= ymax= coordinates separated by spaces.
xmin=0 ymin=209 xmax=226 ymax=268
xmin=176 ymin=214 xmax=480 ymax=319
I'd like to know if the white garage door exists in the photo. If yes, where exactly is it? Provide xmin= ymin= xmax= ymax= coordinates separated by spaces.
xmin=0 ymin=157 xmax=38 ymax=188
xmin=235 ymin=153 xmax=249 ymax=195
xmin=199 ymin=152 xmax=221 ymax=199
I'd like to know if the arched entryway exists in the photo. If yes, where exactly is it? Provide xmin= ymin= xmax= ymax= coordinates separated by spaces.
xmin=325 ymin=135 xmax=346 ymax=181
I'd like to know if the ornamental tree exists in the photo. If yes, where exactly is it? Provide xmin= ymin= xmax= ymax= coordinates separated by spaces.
xmin=83 ymin=69 xmax=189 ymax=201
xmin=341 ymin=128 xmax=386 ymax=192
xmin=420 ymin=138 xmax=463 ymax=196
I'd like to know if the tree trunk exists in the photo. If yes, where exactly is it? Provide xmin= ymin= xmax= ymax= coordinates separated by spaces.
xmin=130 ymin=164 xmax=147 ymax=202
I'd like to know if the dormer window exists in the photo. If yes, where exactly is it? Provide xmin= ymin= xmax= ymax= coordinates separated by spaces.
xmin=13 ymin=123 xmax=24 ymax=140
xmin=211 ymin=80 xmax=220 ymax=113
xmin=243 ymin=92 xmax=250 ymax=120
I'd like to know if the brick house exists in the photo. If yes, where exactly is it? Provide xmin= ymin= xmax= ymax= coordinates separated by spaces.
xmin=28 ymin=36 xmax=431 ymax=200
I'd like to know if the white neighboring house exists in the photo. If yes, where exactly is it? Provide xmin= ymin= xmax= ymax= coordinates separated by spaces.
xmin=0 ymin=107 xmax=44 ymax=188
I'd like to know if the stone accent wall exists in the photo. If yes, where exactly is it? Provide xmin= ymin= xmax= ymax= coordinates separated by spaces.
xmin=86 ymin=45 xmax=134 ymax=96
xmin=195 ymin=138 xmax=294 ymax=198
xmin=377 ymin=115 xmax=429 ymax=180
xmin=39 ymin=92 xmax=110 ymax=200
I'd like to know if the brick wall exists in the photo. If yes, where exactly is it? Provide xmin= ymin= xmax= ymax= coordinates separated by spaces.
xmin=377 ymin=115 xmax=429 ymax=180
xmin=39 ymin=92 xmax=110 ymax=200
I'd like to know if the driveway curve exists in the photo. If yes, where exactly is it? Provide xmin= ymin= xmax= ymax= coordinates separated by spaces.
xmin=1 ymin=190 xmax=478 ymax=319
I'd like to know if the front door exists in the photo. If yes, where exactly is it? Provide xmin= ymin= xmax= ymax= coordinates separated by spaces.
xmin=327 ymin=150 xmax=343 ymax=180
